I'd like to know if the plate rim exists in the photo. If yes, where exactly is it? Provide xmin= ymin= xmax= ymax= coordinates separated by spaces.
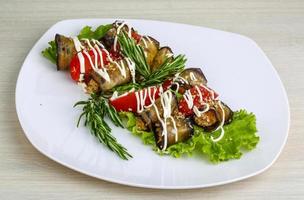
xmin=15 ymin=18 xmax=290 ymax=189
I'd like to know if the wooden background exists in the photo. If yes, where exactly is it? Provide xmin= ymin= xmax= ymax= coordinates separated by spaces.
xmin=0 ymin=0 xmax=303 ymax=199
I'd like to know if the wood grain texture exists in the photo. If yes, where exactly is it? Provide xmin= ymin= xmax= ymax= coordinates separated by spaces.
xmin=0 ymin=0 xmax=303 ymax=199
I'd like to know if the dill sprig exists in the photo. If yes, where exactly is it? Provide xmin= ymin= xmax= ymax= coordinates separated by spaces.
xmin=74 ymin=94 xmax=132 ymax=160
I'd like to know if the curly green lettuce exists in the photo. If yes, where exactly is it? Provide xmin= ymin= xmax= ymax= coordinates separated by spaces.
xmin=119 ymin=110 xmax=259 ymax=163
xmin=41 ymin=40 xmax=57 ymax=64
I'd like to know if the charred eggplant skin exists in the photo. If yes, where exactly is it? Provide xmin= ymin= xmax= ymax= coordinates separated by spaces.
xmin=55 ymin=34 xmax=76 ymax=71
xmin=178 ymin=68 xmax=208 ymax=86
xmin=100 ymin=26 xmax=116 ymax=49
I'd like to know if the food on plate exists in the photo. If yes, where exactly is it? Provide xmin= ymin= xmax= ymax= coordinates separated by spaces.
xmin=42 ymin=21 xmax=259 ymax=162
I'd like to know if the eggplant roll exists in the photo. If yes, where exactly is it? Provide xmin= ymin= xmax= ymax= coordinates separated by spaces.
xmin=138 ymin=36 xmax=160 ymax=67
xmin=151 ymin=46 xmax=173 ymax=72
xmin=55 ymin=34 xmax=77 ymax=71
xmin=153 ymin=115 xmax=193 ymax=149
xmin=101 ymin=22 xmax=137 ymax=49
xmin=193 ymin=101 xmax=233 ymax=131
xmin=140 ymin=93 xmax=193 ymax=149
xmin=178 ymin=68 xmax=208 ymax=86
xmin=140 ymin=93 xmax=178 ymax=130
xmin=90 ymin=58 xmax=132 ymax=92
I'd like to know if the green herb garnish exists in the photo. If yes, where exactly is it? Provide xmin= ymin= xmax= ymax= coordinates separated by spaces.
xmin=144 ymin=55 xmax=186 ymax=86
xmin=74 ymin=94 xmax=132 ymax=160
xmin=117 ymin=32 xmax=186 ymax=90
xmin=78 ymin=24 xmax=112 ymax=40
xmin=118 ymin=32 xmax=150 ymax=78
xmin=41 ymin=40 xmax=57 ymax=64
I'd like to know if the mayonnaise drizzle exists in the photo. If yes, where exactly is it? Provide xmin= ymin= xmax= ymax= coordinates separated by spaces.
xmin=211 ymin=101 xmax=226 ymax=142
xmin=135 ymin=86 xmax=178 ymax=147
xmin=179 ymin=81 xmax=225 ymax=142
xmin=125 ymin=58 xmax=136 ymax=83
xmin=152 ymin=91 xmax=178 ymax=150
xmin=189 ymin=72 xmax=197 ymax=81
xmin=73 ymin=37 xmax=136 ymax=83
xmin=173 ymin=73 xmax=189 ymax=85
xmin=113 ymin=21 xmax=132 ymax=51
xmin=183 ymin=89 xmax=194 ymax=109
xmin=73 ymin=37 xmax=85 ymax=81
xmin=141 ymin=37 xmax=148 ymax=48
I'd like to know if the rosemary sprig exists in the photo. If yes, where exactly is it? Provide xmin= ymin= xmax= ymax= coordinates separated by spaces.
xmin=118 ymin=32 xmax=150 ymax=78
xmin=117 ymin=32 xmax=187 ymax=89
xmin=143 ymin=55 xmax=186 ymax=86
xmin=74 ymin=94 xmax=132 ymax=160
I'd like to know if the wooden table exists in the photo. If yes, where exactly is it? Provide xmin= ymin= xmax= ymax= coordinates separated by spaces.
xmin=1 ymin=0 xmax=303 ymax=199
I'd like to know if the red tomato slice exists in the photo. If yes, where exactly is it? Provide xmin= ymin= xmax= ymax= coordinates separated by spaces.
xmin=70 ymin=48 xmax=110 ymax=81
xmin=178 ymin=85 xmax=219 ymax=116
xmin=132 ymin=31 xmax=142 ymax=43
xmin=110 ymin=81 xmax=172 ymax=112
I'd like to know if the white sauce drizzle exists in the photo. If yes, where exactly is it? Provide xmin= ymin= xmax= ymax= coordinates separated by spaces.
xmin=113 ymin=60 xmax=127 ymax=78
xmin=211 ymin=101 xmax=226 ymax=142
xmin=144 ymin=36 xmax=152 ymax=43
xmin=135 ymin=88 xmax=148 ymax=113
xmin=125 ymin=58 xmax=136 ymax=83
xmin=172 ymin=73 xmax=189 ymax=85
xmin=160 ymin=91 xmax=178 ymax=148
xmin=141 ymin=37 xmax=148 ymax=48
xmin=183 ymin=90 xmax=194 ymax=109
xmin=189 ymin=72 xmax=197 ymax=81
xmin=179 ymin=82 xmax=225 ymax=142
xmin=73 ymin=37 xmax=136 ymax=83
xmin=72 ymin=37 xmax=85 ymax=81
xmin=134 ymin=87 xmax=177 ymax=149
xmin=113 ymin=21 xmax=132 ymax=51
xmin=152 ymin=91 xmax=178 ymax=149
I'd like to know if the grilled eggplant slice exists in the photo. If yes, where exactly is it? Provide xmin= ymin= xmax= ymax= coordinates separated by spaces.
xmin=100 ymin=26 xmax=117 ymax=49
xmin=193 ymin=101 xmax=233 ymax=131
xmin=193 ymin=108 xmax=219 ymax=131
xmin=91 ymin=58 xmax=132 ymax=92
xmin=214 ymin=101 xmax=233 ymax=124
xmin=151 ymin=46 xmax=173 ymax=72
xmin=139 ymin=92 xmax=192 ymax=149
xmin=55 ymin=34 xmax=76 ymax=71
xmin=101 ymin=22 xmax=137 ymax=49
xmin=153 ymin=115 xmax=193 ymax=149
xmin=138 ymin=36 xmax=160 ymax=67
xmin=178 ymin=68 xmax=207 ymax=86
xmin=139 ymin=93 xmax=178 ymax=130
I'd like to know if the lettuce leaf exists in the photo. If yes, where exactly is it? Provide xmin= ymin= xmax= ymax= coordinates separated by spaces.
xmin=119 ymin=110 xmax=259 ymax=163
xmin=42 ymin=24 xmax=112 ymax=64
xmin=78 ymin=24 xmax=112 ymax=40
xmin=41 ymin=40 xmax=57 ymax=64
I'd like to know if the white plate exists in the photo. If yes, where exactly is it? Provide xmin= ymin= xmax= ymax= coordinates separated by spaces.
xmin=15 ymin=19 xmax=290 ymax=189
